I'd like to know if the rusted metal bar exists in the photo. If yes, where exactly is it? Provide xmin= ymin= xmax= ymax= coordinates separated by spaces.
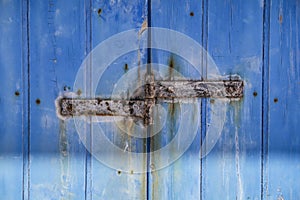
xmin=59 ymin=98 xmax=146 ymax=119
xmin=57 ymin=80 xmax=243 ymax=124
xmin=155 ymin=80 xmax=243 ymax=99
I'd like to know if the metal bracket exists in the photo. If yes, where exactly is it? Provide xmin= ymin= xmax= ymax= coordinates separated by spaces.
xmin=58 ymin=79 xmax=243 ymax=124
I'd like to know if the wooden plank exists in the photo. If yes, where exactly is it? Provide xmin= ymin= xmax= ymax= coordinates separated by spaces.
xmin=264 ymin=0 xmax=300 ymax=199
xmin=89 ymin=1 xmax=148 ymax=199
xmin=29 ymin=1 xmax=87 ymax=199
xmin=0 ymin=1 xmax=24 ymax=199
xmin=149 ymin=1 xmax=203 ymax=199
xmin=202 ymin=1 xmax=263 ymax=199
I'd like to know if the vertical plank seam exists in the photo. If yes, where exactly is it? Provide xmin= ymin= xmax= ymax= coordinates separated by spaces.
xmin=22 ymin=0 xmax=30 ymax=199
xmin=84 ymin=0 xmax=92 ymax=200
xmin=88 ymin=0 xmax=93 ymax=196
xmin=261 ymin=0 xmax=271 ymax=199
xmin=146 ymin=0 xmax=152 ymax=199
xmin=200 ymin=0 xmax=208 ymax=200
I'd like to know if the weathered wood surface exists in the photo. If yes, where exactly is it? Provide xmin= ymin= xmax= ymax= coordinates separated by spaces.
xmin=0 ymin=0 xmax=299 ymax=200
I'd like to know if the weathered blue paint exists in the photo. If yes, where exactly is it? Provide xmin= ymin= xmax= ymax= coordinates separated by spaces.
xmin=0 ymin=1 xmax=23 ymax=200
xmin=28 ymin=1 xmax=87 ymax=199
xmin=0 ymin=0 xmax=299 ymax=200
xmin=90 ymin=1 xmax=147 ymax=199
xmin=264 ymin=0 xmax=300 ymax=199
xmin=149 ymin=1 xmax=202 ymax=199
xmin=202 ymin=1 xmax=263 ymax=199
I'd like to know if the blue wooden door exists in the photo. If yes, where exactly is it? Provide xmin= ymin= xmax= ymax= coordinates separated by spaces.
xmin=0 ymin=0 xmax=299 ymax=200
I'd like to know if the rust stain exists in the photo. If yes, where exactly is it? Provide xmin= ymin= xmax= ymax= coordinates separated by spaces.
xmin=59 ymin=120 xmax=68 ymax=157
xmin=137 ymin=54 xmax=141 ymax=85
xmin=168 ymin=55 xmax=175 ymax=80
xmin=168 ymin=102 xmax=180 ymax=159
xmin=168 ymin=103 xmax=176 ymax=120
xmin=141 ymin=136 xmax=147 ymax=198
xmin=76 ymin=89 xmax=82 ymax=96
xmin=151 ymin=56 xmax=178 ymax=199
xmin=139 ymin=19 xmax=148 ymax=35
xmin=150 ymin=98 xmax=160 ymax=199
xmin=168 ymin=55 xmax=179 ymax=156
xmin=151 ymin=163 xmax=159 ymax=200
xmin=279 ymin=14 xmax=283 ymax=24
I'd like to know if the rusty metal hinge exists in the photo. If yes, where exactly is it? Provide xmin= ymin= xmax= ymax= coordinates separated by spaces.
xmin=57 ymin=79 xmax=243 ymax=125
